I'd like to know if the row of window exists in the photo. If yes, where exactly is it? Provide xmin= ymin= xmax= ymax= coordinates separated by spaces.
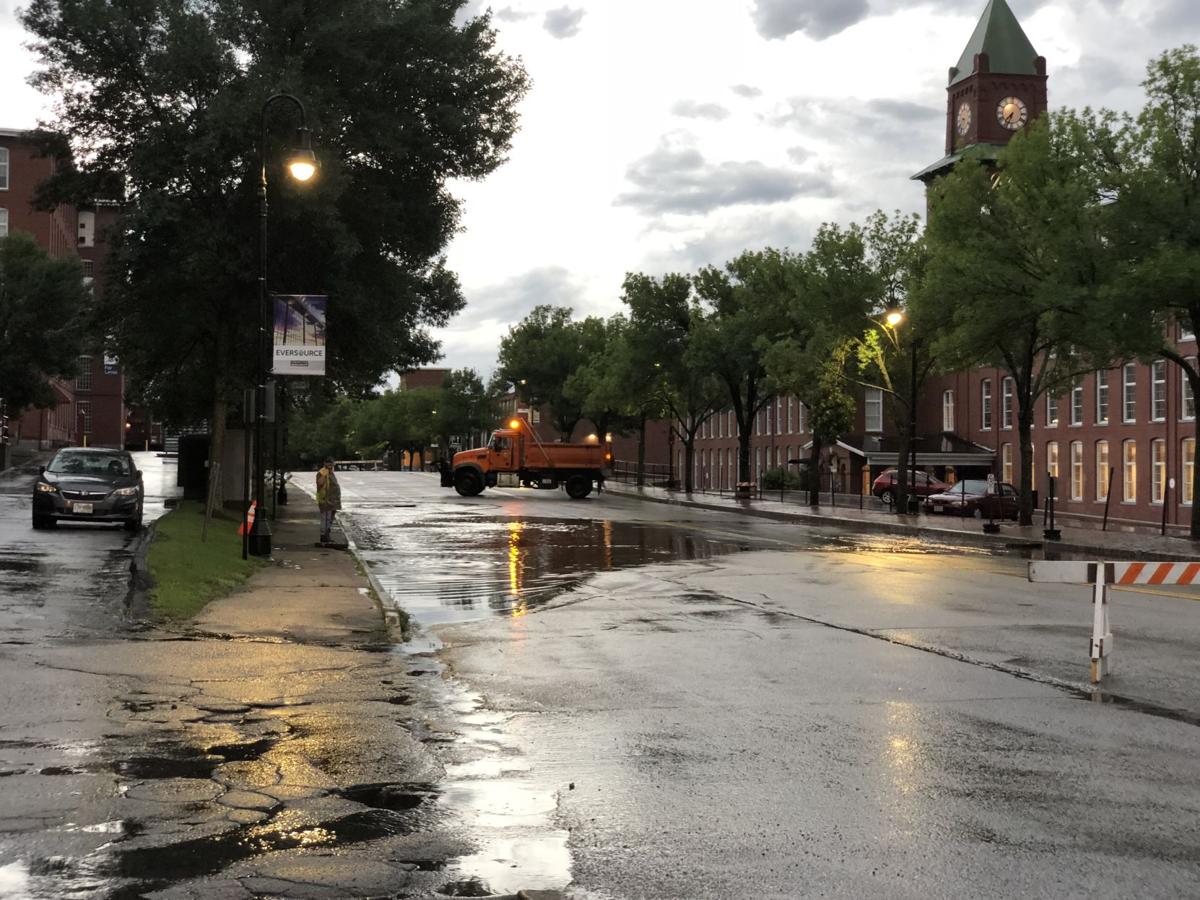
xmin=973 ymin=363 xmax=1196 ymax=431
xmin=695 ymin=397 xmax=813 ymax=441
xmin=997 ymin=438 xmax=1195 ymax=505
xmin=0 ymin=146 xmax=8 ymax=191
xmin=683 ymin=444 xmax=807 ymax=491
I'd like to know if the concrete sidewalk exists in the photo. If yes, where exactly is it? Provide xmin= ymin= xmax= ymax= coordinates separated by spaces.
xmin=605 ymin=480 xmax=1200 ymax=561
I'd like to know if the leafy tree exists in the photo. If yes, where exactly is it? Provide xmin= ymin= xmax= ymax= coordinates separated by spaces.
xmin=497 ymin=305 xmax=606 ymax=439
xmin=563 ymin=315 xmax=640 ymax=448
xmin=22 ymin=0 xmax=529 ymax=497
xmin=1099 ymin=46 xmax=1200 ymax=536
xmin=0 ymin=232 xmax=90 ymax=411
xmin=435 ymin=368 xmax=496 ymax=456
xmin=693 ymin=250 xmax=795 ymax=487
xmin=289 ymin=396 xmax=356 ymax=467
xmin=917 ymin=115 xmax=1113 ymax=525
xmin=849 ymin=211 xmax=933 ymax=514
xmin=622 ymin=272 xmax=724 ymax=493
xmin=764 ymin=224 xmax=875 ymax=505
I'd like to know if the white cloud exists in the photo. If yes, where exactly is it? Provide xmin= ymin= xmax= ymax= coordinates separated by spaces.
xmin=543 ymin=6 xmax=585 ymax=39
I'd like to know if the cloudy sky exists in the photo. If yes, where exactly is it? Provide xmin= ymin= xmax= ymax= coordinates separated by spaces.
xmin=2 ymin=0 xmax=1196 ymax=376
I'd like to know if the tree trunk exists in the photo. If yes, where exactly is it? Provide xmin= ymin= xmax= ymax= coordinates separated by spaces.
xmin=808 ymin=436 xmax=822 ymax=507
xmin=738 ymin=424 xmax=751 ymax=486
xmin=683 ymin=438 xmax=695 ymax=494
xmin=1018 ymin=410 xmax=1034 ymax=526
xmin=636 ymin=414 xmax=647 ymax=488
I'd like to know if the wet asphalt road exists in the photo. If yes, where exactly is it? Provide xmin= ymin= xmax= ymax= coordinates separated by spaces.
xmin=0 ymin=453 xmax=177 ymax=639
xmin=336 ymin=471 xmax=1200 ymax=899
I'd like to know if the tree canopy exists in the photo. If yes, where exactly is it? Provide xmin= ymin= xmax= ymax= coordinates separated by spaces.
xmin=21 ymin=0 xmax=529 ymax=427
xmin=0 ymin=232 xmax=90 ymax=411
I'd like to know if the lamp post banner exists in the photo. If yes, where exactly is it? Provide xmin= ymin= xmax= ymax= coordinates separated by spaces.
xmin=272 ymin=294 xmax=327 ymax=376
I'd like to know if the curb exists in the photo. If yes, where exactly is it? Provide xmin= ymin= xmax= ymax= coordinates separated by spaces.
xmin=124 ymin=518 xmax=159 ymax=623
xmin=604 ymin=484 xmax=1200 ymax=562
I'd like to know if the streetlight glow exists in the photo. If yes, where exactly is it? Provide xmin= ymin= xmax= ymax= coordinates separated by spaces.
xmin=287 ymin=157 xmax=316 ymax=181
xmin=886 ymin=310 xmax=904 ymax=328
xmin=508 ymin=419 xmax=521 ymax=430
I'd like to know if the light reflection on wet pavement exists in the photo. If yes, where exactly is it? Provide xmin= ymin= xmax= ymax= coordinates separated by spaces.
xmin=351 ymin=513 xmax=747 ymax=626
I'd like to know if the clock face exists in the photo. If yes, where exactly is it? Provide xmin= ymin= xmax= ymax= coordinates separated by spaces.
xmin=997 ymin=96 xmax=1029 ymax=130
xmin=956 ymin=102 xmax=972 ymax=136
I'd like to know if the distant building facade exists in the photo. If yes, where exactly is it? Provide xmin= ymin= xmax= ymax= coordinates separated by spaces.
xmin=1 ymin=128 xmax=129 ymax=452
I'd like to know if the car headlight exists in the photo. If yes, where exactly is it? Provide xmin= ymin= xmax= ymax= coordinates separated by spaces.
xmin=36 ymin=482 xmax=58 ymax=493
xmin=113 ymin=486 xmax=140 ymax=497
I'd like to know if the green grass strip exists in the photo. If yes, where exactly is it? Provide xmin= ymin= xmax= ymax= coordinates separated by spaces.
xmin=147 ymin=502 xmax=266 ymax=619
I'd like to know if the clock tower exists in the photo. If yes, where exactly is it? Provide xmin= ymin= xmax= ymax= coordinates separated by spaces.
xmin=913 ymin=0 xmax=1047 ymax=185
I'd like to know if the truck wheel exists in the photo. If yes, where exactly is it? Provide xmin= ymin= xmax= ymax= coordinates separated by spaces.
xmin=454 ymin=469 xmax=484 ymax=497
xmin=565 ymin=475 xmax=592 ymax=499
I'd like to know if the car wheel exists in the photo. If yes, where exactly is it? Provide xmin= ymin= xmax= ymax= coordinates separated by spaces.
xmin=565 ymin=475 xmax=592 ymax=499
xmin=879 ymin=489 xmax=894 ymax=505
xmin=124 ymin=516 xmax=142 ymax=532
xmin=32 ymin=514 xmax=55 ymax=530
xmin=454 ymin=469 xmax=484 ymax=497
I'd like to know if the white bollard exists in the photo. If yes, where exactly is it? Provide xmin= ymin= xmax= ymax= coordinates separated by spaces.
xmin=1089 ymin=564 xmax=1113 ymax=685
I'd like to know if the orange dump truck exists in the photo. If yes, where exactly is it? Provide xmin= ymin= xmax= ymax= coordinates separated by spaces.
xmin=441 ymin=419 xmax=611 ymax=499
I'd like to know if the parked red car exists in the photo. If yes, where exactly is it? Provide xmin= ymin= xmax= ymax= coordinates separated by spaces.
xmin=871 ymin=468 xmax=948 ymax=505
xmin=923 ymin=480 xmax=1019 ymax=519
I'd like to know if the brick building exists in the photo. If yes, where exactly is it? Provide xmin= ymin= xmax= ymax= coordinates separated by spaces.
xmin=683 ymin=0 xmax=1197 ymax=531
xmin=0 ymin=128 xmax=129 ymax=451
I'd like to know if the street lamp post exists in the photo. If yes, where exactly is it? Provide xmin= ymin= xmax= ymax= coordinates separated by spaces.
xmin=249 ymin=93 xmax=317 ymax=557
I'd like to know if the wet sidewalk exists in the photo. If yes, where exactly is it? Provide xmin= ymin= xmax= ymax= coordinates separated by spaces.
xmin=0 ymin=492 xmax=560 ymax=899
xmin=605 ymin=481 xmax=1200 ymax=561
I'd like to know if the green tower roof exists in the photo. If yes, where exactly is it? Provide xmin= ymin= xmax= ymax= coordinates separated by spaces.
xmin=950 ymin=0 xmax=1040 ymax=86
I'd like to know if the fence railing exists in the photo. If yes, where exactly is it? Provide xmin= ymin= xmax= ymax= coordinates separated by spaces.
xmin=608 ymin=459 xmax=895 ymax=511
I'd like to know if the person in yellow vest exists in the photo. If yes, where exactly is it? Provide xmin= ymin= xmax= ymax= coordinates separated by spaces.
xmin=316 ymin=457 xmax=341 ymax=544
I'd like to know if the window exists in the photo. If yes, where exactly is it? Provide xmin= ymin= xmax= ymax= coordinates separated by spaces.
xmin=1095 ymin=370 xmax=1109 ymax=424
xmin=1070 ymin=441 xmax=1084 ymax=501
xmin=0 ymin=208 xmax=7 ymax=238
xmin=1123 ymin=363 xmax=1137 ymax=423
xmin=1152 ymin=361 xmax=1167 ymax=422
xmin=776 ymin=446 xmax=783 ymax=468
xmin=0 ymin=147 xmax=8 ymax=191
xmin=77 ymin=400 xmax=91 ymax=436
xmin=729 ymin=410 xmax=736 ymax=436
xmin=1096 ymin=441 xmax=1110 ymax=501
xmin=786 ymin=446 xmax=792 ymax=466
xmin=798 ymin=402 xmax=807 ymax=434
xmin=865 ymin=388 xmax=883 ymax=432
xmin=1046 ymin=393 xmax=1059 ymax=427
xmin=981 ymin=378 xmax=993 ymax=429
xmin=1184 ymin=439 xmax=1195 ymax=505
xmin=1002 ymin=443 xmax=1013 ymax=483
xmin=1182 ymin=319 xmax=1196 ymax=342
xmin=1001 ymin=377 xmax=1013 ymax=429
xmin=1123 ymin=440 xmax=1137 ymax=503
xmin=942 ymin=390 xmax=955 ymax=432
xmin=75 ymin=357 xmax=93 ymax=392
xmin=1184 ymin=364 xmax=1196 ymax=422
xmin=756 ymin=409 xmax=762 ymax=436
xmin=1046 ymin=441 xmax=1059 ymax=482
xmin=776 ymin=397 xmax=783 ymax=436
xmin=1070 ymin=381 xmax=1084 ymax=426
xmin=787 ymin=397 xmax=794 ymax=433
xmin=1152 ymin=439 xmax=1167 ymax=504
xmin=755 ymin=446 xmax=762 ymax=481
xmin=82 ymin=259 xmax=94 ymax=278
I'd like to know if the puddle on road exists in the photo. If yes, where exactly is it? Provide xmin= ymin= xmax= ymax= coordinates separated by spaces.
xmin=354 ymin=516 xmax=745 ymax=626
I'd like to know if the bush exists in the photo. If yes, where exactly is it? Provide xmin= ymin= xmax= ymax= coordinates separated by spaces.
xmin=761 ymin=467 xmax=804 ymax=491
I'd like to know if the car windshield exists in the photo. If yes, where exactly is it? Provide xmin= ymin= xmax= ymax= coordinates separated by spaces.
xmin=48 ymin=451 xmax=133 ymax=477
xmin=952 ymin=479 xmax=989 ymax=495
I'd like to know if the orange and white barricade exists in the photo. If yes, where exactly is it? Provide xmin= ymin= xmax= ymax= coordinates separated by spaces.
xmin=1028 ymin=561 xmax=1200 ymax=684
